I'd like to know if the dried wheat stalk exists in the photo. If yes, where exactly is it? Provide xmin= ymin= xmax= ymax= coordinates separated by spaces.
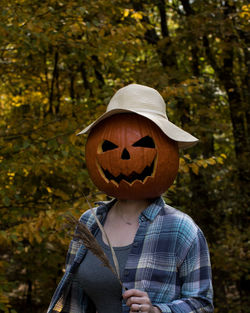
xmin=65 ymin=214 xmax=123 ymax=288
xmin=83 ymin=195 xmax=121 ymax=281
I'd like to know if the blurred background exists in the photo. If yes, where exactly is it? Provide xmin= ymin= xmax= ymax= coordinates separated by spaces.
xmin=0 ymin=1 xmax=249 ymax=312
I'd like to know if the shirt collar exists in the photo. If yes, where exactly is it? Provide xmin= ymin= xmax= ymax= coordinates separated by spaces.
xmin=95 ymin=196 xmax=165 ymax=222
xmin=141 ymin=196 xmax=165 ymax=221
xmin=95 ymin=198 xmax=117 ymax=215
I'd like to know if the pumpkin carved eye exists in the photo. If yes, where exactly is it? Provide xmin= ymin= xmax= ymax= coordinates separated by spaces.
xmin=132 ymin=136 xmax=155 ymax=148
xmin=102 ymin=140 xmax=118 ymax=152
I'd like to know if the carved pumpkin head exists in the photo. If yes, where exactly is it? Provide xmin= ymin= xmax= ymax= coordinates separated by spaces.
xmin=85 ymin=113 xmax=179 ymax=200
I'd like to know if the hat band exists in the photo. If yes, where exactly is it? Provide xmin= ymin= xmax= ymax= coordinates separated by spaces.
xmin=107 ymin=107 xmax=168 ymax=119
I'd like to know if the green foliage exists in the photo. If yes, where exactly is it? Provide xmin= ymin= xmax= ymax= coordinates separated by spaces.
xmin=0 ymin=0 xmax=249 ymax=312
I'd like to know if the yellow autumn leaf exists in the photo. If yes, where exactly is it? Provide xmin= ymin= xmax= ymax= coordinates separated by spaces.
xmin=239 ymin=12 xmax=250 ymax=19
xmin=23 ymin=168 xmax=29 ymax=176
xmin=184 ymin=154 xmax=191 ymax=160
xmin=131 ymin=12 xmax=143 ymax=20
xmin=190 ymin=163 xmax=199 ymax=175
xmin=46 ymin=187 xmax=52 ymax=193
xmin=217 ymin=157 xmax=224 ymax=164
xmin=123 ymin=9 xmax=130 ymax=18
xmin=203 ymin=162 xmax=208 ymax=168
xmin=179 ymin=157 xmax=190 ymax=173
xmin=197 ymin=160 xmax=204 ymax=167
xmin=241 ymin=5 xmax=249 ymax=11
xmin=179 ymin=157 xmax=185 ymax=165
xmin=207 ymin=157 xmax=216 ymax=165
xmin=182 ymin=165 xmax=190 ymax=173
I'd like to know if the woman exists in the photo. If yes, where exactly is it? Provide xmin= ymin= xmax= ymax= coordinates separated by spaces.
xmin=47 ymin=84 xmax=213 ymax=313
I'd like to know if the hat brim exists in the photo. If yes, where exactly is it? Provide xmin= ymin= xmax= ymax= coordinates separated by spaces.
xmin=77 ymin=109 xmax=198 ymax=149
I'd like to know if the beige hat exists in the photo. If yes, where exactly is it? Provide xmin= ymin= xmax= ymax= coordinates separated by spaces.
xmin=78 ymin=84 xmax=198 ymax=149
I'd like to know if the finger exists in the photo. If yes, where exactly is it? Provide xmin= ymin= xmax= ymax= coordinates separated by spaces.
xmin=130 ymin=303 xmax=144 ymax=312
xmin=126 ymin=296 xmax=145 ymax=306
xmin=127 ymin=296 xmax=152 ymax=307
xmin=123 ymin=288 xmax=147 ymax=300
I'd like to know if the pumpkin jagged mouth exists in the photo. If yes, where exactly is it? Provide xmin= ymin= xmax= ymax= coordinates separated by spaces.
xmin=101 ymin=158 xmax=156 ymax=185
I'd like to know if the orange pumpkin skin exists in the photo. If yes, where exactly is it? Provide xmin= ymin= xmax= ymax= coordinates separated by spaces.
xmin=85 ymin=113 xmax=179 ymax=200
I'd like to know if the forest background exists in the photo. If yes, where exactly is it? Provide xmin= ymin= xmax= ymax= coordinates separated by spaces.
xmin=0 ymin=0 xmax=249 ymax=312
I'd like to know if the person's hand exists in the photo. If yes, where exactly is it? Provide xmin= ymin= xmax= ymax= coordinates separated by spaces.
xmin=123 ymin=289 xmax=161 ymax=313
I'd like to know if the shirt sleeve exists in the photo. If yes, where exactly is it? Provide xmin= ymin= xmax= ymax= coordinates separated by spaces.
xmin=65 ymin=238 xmax=82 ymax=270
xmin=155 ymin=228 xmax=213 ymax=313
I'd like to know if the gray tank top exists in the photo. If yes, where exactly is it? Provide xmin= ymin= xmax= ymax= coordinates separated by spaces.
xmin=75 ymin=230 xmax=131 ymax=313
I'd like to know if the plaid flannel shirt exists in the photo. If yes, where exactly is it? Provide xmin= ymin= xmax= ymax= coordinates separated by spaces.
xmin=47 ymin=197 xmax=213 ymax=313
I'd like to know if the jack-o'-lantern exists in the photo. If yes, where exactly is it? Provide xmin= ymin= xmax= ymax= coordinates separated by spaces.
xmin=85 ymin=113 xmax=179 ymax=200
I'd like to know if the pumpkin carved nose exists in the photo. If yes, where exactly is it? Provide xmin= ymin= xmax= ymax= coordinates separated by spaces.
xmin=121 ymin=148 xmax=130 ymax=160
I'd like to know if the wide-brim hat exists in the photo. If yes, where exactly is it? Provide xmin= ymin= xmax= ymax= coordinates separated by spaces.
xmin=77 ymin=84 xmax=198 ymax=149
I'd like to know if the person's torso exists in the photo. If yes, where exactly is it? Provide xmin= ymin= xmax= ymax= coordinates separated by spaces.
xmin=75 ymin=230 xmax=131 ymax=313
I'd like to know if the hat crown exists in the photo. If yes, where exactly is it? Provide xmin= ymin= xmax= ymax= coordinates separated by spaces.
xmin=107 ymin=84 xmax=167 ymax=118
xmin=77 ymin=83 xmax=198 ymax=149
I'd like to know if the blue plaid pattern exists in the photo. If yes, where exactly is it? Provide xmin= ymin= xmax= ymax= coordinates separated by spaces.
xmin=47 ymin=197 xmax=213 ymax=313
